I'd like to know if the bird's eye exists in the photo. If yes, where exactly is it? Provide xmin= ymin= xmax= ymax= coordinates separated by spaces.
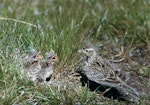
xmin=32 ymin=55 xmax=37 ymax=58
xmin=85 ymin=50 xmax=88 ymax=52
xmin=48 ymin=57 xmax=51 ymax=59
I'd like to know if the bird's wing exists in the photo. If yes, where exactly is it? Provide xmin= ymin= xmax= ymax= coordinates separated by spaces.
xmin=82 ymin=65 xmax=140 ymax=103
xmin=97 ymin=57 xmax=116 ymax=73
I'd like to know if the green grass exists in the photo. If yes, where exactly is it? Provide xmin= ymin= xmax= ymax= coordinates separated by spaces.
xmin=0 ymin=0 xmax=150 ymax=104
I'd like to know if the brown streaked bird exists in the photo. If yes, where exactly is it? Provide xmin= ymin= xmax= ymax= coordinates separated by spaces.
xmin=23 ymin=51 xmax=43 ymax=81
xmin=78 ymin=47 xmax=116 ymax=80
xmin=37 ymin=51 xmax=58 ymax=82
xmin=78 ymin=47 xmax=140 ymax=102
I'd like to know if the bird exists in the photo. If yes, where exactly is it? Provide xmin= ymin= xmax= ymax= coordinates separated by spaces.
xmin=78 ymin=47 xmax=116 ymax=80
xmin=78 ymin=47 xmax=140 ymax=103
xmin=23 ymin=51 xmax=43 ymax=81
xmin=37 ymin=51 xmax=58 ymax=83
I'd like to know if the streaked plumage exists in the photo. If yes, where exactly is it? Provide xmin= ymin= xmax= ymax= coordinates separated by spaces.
xmin=78 ymin=47 xmax=116 ymax=80
xmin=78 ymin=47 xmax=140 ymax=103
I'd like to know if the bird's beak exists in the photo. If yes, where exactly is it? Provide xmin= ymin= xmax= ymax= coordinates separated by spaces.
xmin=78 ymin=49 xmax=85 ymax=53
xmin=36 ymin=54 xmax=43 ymax=59
xmin=51 ymin=55 xmax=58 ymax=62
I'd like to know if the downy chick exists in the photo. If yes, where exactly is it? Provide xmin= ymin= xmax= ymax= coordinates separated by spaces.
xmin=23 ymin=51 xmax=43 ymax=81
xmin=37 ymin=51 xmax=58 ymax=82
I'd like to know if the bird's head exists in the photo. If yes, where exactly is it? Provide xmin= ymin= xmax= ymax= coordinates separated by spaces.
xmin=29 ymin=51 xmax=43 ymax=61
xmin=78 ymin=48 xmax=96 ymax=57
xmin=24 ymin=51 xmax=43 ymax=68
xmin=45 ymin=51 xmax=58 ymax=64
